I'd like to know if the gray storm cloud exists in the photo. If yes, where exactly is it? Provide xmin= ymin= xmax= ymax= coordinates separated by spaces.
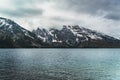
xmin=53 ymin=0 xmax=120 ymax=20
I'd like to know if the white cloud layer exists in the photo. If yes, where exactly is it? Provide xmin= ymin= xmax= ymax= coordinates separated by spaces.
xmin=0 ymin=0 xmax=120 ymax=38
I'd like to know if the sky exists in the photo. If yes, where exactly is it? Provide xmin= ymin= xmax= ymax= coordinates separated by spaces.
xmin=0 ymin=0 xmax=120 ymax=38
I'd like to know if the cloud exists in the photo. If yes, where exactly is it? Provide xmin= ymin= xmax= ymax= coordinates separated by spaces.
xmin=0 ymin=0 xmax=45 ymax=17
xmin=53 ymin=0 xmax=120 ymax=20
xmin=104 ymin=13 xmax=120 ymax=20
xmin=0 ymin=8 xmax=44 ymax=17
xmin=0 ymin=0 xmax=120 ymax=38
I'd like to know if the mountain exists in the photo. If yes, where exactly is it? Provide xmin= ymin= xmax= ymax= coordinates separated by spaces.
xmin=0 ymin=17 xmax=120 ymax=48
xmin=33 ymin=25 xmax=120 ymax=48
xmin=0 ymin=17 xmax=42 ymax=48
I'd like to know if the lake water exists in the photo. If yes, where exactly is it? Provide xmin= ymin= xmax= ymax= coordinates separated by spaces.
xmin=0 ymin=49 xmax=120 ymax=80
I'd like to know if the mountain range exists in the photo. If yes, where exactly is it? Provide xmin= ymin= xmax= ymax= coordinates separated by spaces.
xmin=0 ymin=17 xmax=120 ymax=48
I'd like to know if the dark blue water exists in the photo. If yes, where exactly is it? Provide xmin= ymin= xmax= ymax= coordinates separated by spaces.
xmin=0 ymin=49 xmax=120 ymax=80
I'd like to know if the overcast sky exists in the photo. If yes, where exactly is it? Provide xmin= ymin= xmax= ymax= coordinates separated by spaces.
xmin=0 ymin=0 xmax=120 ymax=38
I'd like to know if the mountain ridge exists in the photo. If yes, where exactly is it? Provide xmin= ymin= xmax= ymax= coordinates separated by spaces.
xmin=0 ymin=17 xmax=120 ymax=48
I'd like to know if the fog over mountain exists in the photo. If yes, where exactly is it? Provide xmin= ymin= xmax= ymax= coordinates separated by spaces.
xmin=0 ymin=0 xmax=120 ymax=38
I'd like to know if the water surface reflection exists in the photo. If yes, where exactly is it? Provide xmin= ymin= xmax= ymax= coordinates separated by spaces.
xmin=0 ymin=49 xmax=120 ymax=80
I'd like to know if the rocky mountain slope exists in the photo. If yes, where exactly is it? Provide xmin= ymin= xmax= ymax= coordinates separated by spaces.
xmin=0 ymin=17 xmax=42 ymax=48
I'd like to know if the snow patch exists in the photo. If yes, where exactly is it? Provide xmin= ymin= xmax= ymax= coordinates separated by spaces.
xmin=88 ymin=34 xmax=102 ymax=40
xmin=52 ymin=39 xmax=62 ymax=43
xmin=77 ymin=34 xmax=83 ymax=37
xmin=38 ymin=35 xmax=46 ymax=42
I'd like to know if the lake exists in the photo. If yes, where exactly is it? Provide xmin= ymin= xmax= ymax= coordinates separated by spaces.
xmin=0 ymin=49 xmax=120 ymax=80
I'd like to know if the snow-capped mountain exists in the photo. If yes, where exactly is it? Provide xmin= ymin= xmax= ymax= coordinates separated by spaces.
xmin=0 ymin=17 xmax=120 ymax=48
xmin=0 ymin=17 xmax=41 ymax=48
xmin=33 ymin=25 xmax=120 ymax=48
